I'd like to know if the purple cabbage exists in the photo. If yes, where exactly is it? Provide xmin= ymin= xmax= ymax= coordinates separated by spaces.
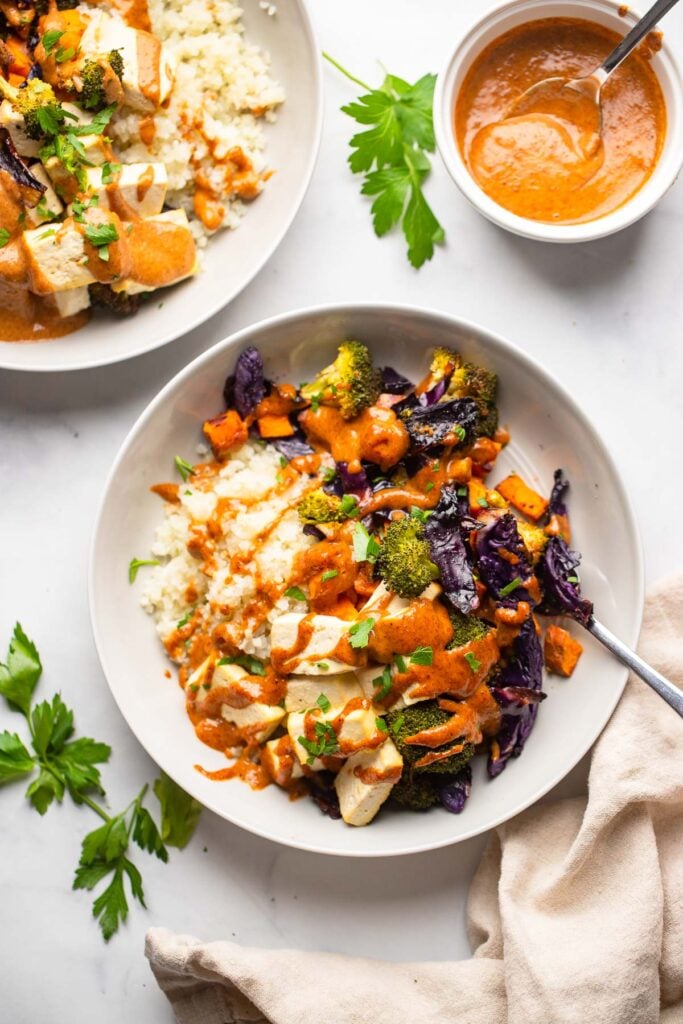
xmin=424 ymin=484 xmax=478 ymax=614
xmin=538 ymin=537 xmax=594 ymax=626
xmin=303 ymin=524 xmax=325 ymax=541
xmin=548 ymin=468 xmax=569 ymax=518
xmin=380 ymin=366 xmax=414 ymax=395
xmin=337 ymin=462 xmax=370 ymax=498
xmin=474 ymin=513 xmax=533 ymax=604
xmin=399 ymin=397 xmax=479 ymax=452
xmin=421 ymin=378 xmax=447 ymax=406
xmin=223 ymin=346 xmax=266 ymax=417
xmin=0 ymin=131 xmax=46 ymax=204
xmin=488 ymin=618 xmax=544 ymax=777
xmin=439 ymin=765 xmax=472 ymax=814
xmin=272 ymin=431 xmax=314 ymax=461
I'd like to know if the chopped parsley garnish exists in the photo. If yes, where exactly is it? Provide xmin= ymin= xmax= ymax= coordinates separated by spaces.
xmin=316 ymin=693 xmax=331 ymax=712
xmin=498 ymin=576 xmax=523 ymax=597
xmin=348 ymin=617 xmax=375 ymax=649
xmin=432 ymin=460 xmax=440 ymax=472
xmin=0 ymin=228 xmax=10 ymax=248
xmin=316 ymin=662 xmax=330 ymax=671
xmin=424 ymin=481 xmax=435 ymax=492
xmin=321 ymin=466 xmax=336 ymax=483
xmin=128 ymin=557 xmax=159 ymax=583
xmin=85 ymin=222 xmax=119 ymax=250
xmin=42 ymin=29 xmax=64 ymax=55
xmin=340 ymin=493 xmax=360 ymax=518
xmin=174 ymin=456 xmax=195 ymax=481
xmin=390 ymin=713 xmax=405 ymax=735
xmin=189 ymin=683 xmax=199 ymax=693
xmin=464 ymin=652 xmax=481 ymax=672
xmin=567 ymin=575 xmax=579 ymax=584
xmin=375 ymin=716 xmax=388 ymax=733
xmin=321 ymin=569 xmax=339 ymax=582
xmin=101 ymin=161 xmax=122 ymax=184
xmin=453 ymin=424 xmax=466 ymax=442
xmin=279 ymin=455 xmax=287 ymax=468
xmin=457 ymin=486 xmax=468 ymax=497
xmin=284 ymin=586 xmax=307 ymax=602
xmin=298 ymin=721 xmax=339 ymax=764
xmin=176 ymin=612 xmax=193 ymax=629
xmin=55 ymin=45 xmax=76 ymax=63
xmin=217 ymin=654 xmax=266 ymax=677
xmin=372 ymin=665 xmax=393 ymax=700
xmin=310 ymin=393 xmax=322 ymax=413
xmin=394 ymin=654 xmax=407 ymax=673
xmin=351 ymin=521 xmax=380 ymax=564
xmin=476 ymin=497 xmax=489 ymax=508
xmin=39 ymin=228 xmax=56 ymax=240
xmin=409 ymin=505 xmax=432 ymax=523
xmin=410 ymin=645 xmax=433 ymax=666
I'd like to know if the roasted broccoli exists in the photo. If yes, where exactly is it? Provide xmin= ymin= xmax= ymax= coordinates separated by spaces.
xmin=386 ymin=701 xmax=475 ymax=776
xmin=447 ymin=360 xmax=498 ymax=439
xmin=79 ymin=52 xmax=125 ymax=111
xmin=89 ymin=282 xmax=141 ymax=315
xmin=376 ymin=516 xmax=439 ymax=598
xmin=4 ymin=79 xmax=60 ymax=140
xmin=426 ymin=346 xmax=459 ymax=385
xmin=447 ymin=609 xmax=490 ymax=650
xmin=297 ymin=488 xmax=345 ymax=525
xmin=391 ymin=772 xmax=442 ymax=810
xmin=300 ymin=340 xmax=381 ymax=420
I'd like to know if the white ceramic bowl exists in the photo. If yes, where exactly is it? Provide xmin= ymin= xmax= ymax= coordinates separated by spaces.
xmin=0 ymin=1 xmax=322 ymax=373
xmin=89 ymin=303 xmax=644 ymax=857
xmin=434 ymin=0 xmax=683 ymax=243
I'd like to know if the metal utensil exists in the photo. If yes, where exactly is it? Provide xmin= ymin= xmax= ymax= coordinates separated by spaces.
xmin=509 ymin=0 xmax=681 ymax=137
xmin=585 ymin=615 xmax=683 ymax=717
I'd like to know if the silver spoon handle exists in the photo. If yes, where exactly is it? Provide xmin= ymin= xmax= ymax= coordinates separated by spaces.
xmin=601 ymin=0 xmax=680 ymax=76
xmin=586 ymin=616 xmax=683 ymax=717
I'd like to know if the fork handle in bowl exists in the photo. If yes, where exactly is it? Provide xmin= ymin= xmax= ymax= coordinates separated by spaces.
xmin=586 ymin=616 xmax=683 ymax=717
xmin=601 ymin=0 xmax=681 ymax=78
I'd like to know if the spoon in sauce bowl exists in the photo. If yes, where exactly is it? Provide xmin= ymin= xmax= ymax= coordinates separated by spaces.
xmin=507 ymin=0 xmax=681 ymax=144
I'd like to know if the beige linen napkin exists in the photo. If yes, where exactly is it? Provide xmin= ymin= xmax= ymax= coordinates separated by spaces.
xmin=146 ymin=577 xmax=683 ymax=1024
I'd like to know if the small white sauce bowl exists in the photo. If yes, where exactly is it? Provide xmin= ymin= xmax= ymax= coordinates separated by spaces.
xmin=434 ymin=0 xmax=683 ymax=242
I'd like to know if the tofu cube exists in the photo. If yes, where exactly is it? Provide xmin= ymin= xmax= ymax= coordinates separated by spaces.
xmin=24 ymin=165 xmax=64 ymax=228
xmin=111 ymin=209 xmax=199 ymax=296
xmin=80 ymin=11 xmax=174 ymax=112
xmin=0 ymin=100 xmax=40 ymax=158
xmin=270 ymin=613 xmax=352 ymax=675
xmin=22 ymin=222 xmax=95 ymax=293
xmin=335 ymin=739 xmax=403 ymax=826
xmin=81 ymin=162 xmax=167 ymax=219
xmin=284 ymin=674 xmax=362 ymax=713
xmin=221 ymin=701 xmax=284 ymax=743
xmin=50 ymin=286 xmax=90 ymax=318
xmin=262 ymin=736 xmax=303 ymax=788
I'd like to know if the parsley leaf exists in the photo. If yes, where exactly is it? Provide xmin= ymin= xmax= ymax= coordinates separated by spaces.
xmin=321 ymin=569 xmax=339 ymax=582
xmin=217 ymin=654 xmax=265 ymax=677
xmin=284 ymin=586 xmax=307 ymax=603
xmin=499 ymin=576 xmax=523 ymax=597
xmin=348 ymin=617 xmax=375 ymax=649
xmin=85 ymin=223 xmax=119 ymax=249
xmin=0 ymin=228 xmax=10 ymax=248
xmin=174 ymin=455 xmax=195 ymax=481
xmin=42 ymin=29 xmax=64 ymax=55
xmin=153 ymin=771 xmax=203 ymax=849
xmin=372 ymin=665 xmax=393 ymax=700
xmin=464 ymin=652 xmax=481 ymax=673
xmin=410 ymin=645 xmax=433 ymax=666
xmin=0 ymin=623 xmax=42 ymax=717
xmin=351 ymin=521 xmax=380 ymax=564
xmin=325 ymin=53 xmax=444 ymax=268
xmin=0 ymin=731 xmax=35 ymax=783
xmin=128 ymin=557 xmax=159 ymax=583
xmin=316 ymin=693 xmax=331 ymax=713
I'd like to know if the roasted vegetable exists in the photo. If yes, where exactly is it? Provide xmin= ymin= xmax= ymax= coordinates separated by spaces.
xmin=203 ymin=409 xmax=248 ymax=459
xmin=439 ymin=765 xmax=473 ymax=814
xmin=386 ymin=702 xmax=475 ymax=775
xmin=517 ymin=519 xmax=548 ymax=564
xmin=380 ymin=365 xmax=414 ymax=395
xmin=390 ymin=771 xmax=441 ymax=810
xmin=538 ymin=536 xmax=593 ymax=626
xmin=79 ymin=52 xmax=124 ymax=111
xmin=297 ymin=489 xmax=346 ymax=525
xmin=223 ymin=346 xmax=267 ymax=417
xmin=2 ymin=78 xmax=60 ymax=141
xmin=447 ymin=608 xmax=490 ymax=649
xmin=0 ymin=129 xmax=46 ymax=205
xmin=544 ymin=624 xmax=583 ymax=677
xmin=496 ymin=473 xmax=549 ymax=522
xmin=474 ymin=512 xmax=533 ymax=605
xmin=300 ymin=340 xmax=381 ymax=420
xmin=398 ymin=397 xmax=479 ymax=451
xmin=419 ymin=347 xmax=498 ymax=437
xmin=88 ymin=282 xmax=141 ymax=315
xmin=488 ymin=618 xmax=543 ymax=777
xmin=424 ymin=483 xmax=477 ymax=613
xmin=377 ymin=515 xmax=439 ymax=598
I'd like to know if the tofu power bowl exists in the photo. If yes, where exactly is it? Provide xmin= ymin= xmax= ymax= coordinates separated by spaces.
xmin=0 ymin=0 xmax=321 ymax=370
xmin=90 ymin=306 xmax=643 ymax=855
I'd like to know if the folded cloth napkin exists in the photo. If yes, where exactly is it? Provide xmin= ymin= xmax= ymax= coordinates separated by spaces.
xmin=146 ymin=578 xmax=683 ymax=1024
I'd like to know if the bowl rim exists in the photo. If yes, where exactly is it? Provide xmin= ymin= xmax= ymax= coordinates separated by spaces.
xmin=88 ymin=301 xmax=645 ymax=856
xmin=0 ymin=0 xmax=324 ymax=374
xmin=433 ymin=0 xmax=683 ymax=243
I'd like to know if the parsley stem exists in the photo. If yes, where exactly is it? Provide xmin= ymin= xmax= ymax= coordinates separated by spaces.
xmin=322 ymin=51 xmax=372 ymax=92
xmin=78 ymin=791 xmax=111 ymax=823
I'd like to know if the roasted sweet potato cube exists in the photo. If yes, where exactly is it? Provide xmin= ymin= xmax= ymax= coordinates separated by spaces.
xmin=496 ymin=474 xmax=549 ymax=521
xmin=257 ymin=414 xmax=294 ymax=439
xmin=544 ymin=624 xmax=583 ymax=677
xmin=203 ymin=409 xmax=248 ymax=458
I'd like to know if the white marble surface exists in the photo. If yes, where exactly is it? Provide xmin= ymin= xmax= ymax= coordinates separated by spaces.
xmin=1 ymin=1 xmax=683 ymax=1020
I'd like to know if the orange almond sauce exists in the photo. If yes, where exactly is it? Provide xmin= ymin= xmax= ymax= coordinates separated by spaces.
xmin=455 ymin=18 xmax=666 ymax=224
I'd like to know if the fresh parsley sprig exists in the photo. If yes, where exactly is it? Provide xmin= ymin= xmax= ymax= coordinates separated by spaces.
xmin=0 ymin=624 xmax=202 ymax=942
xmin=324 ymin=52 xmax=445 ymax=269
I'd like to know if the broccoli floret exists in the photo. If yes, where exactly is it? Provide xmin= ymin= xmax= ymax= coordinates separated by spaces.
xmin=447 ymin=361 xmax=498 ymax=438
xmin=10 ymin=80 xmax=60 ymax=140
xmin=79 ymin=52 xmax=124 ymax=111
xmin=298 ymin=488 xmax=345 ymax=525
xmin=376 ymin=516 xmax=439 ymax=599
xmin=447 ymin=609 xmax=490 ymax=650
xmin=386 ymin=701 xmax=475 ymax=776
xmin=300 ymin=340 xmax=381 ymax=420
xmin=391 ymin=772 xmax=442 ymax=810
xmin=428 ymin=346 xmax=459 ymax=383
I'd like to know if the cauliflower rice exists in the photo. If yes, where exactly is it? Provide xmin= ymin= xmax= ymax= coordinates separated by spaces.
xmin=110 ymin=0 xmax=285 ymax=245
xmin=142 ymin=441 xmax=318 ymax=659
